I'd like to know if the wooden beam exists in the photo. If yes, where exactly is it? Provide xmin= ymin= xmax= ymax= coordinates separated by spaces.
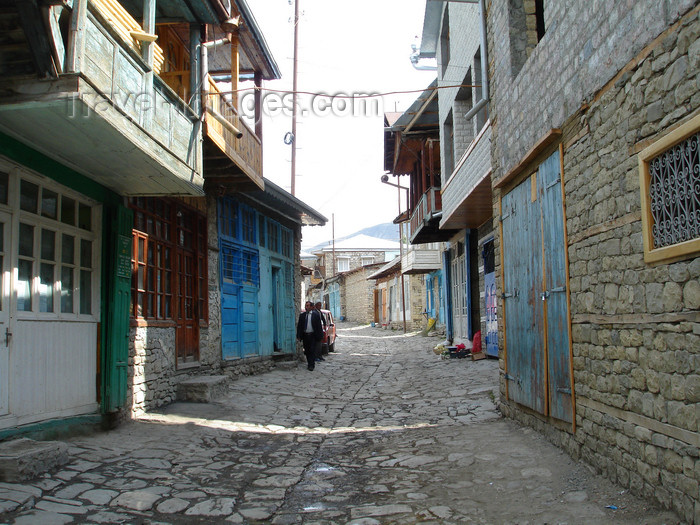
xmin=230 ymin=30 xmax=239 ymax=110
xmin=15 ymin=0 xmax=57 ymax=77
xmin=495 ymin=128 xmax=562 ymax=189
xmin=65 ymin=0 xmax=87 ymax=73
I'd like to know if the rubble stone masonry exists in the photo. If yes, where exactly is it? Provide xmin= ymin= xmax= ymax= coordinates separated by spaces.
xmin=489 ymin=0 xmax=700 ymax=521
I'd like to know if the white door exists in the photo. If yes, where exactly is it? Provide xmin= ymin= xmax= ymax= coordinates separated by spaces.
xmin=0 ymin=211 xmax=11 ymax=415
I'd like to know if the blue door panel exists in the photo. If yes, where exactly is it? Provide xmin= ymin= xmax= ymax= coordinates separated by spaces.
xmin=539 ymin=152 xmax=573 ymax=423
xmin=502 ymin=177 xmax=545 ymax=414
xmin=484 ymin=270 xmax=498 ymax=357
xmin=222 ymin=285 xmax=241 ymax=359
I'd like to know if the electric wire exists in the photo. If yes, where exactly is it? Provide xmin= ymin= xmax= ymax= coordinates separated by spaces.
xmin=214 ymin=84 xmax=481 ymax=99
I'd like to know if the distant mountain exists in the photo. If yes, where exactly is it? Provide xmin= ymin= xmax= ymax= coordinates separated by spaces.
xmin=356 ymin=222 xmax=400 ymax=241
xmin=306 ymin=222 xmax=399 ymax=252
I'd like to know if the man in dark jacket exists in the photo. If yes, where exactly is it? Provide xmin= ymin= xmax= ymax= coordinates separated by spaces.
xmin=297 ymin=301 xmax=323 ymax=370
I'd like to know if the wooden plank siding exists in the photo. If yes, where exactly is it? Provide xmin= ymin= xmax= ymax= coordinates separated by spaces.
xmin=204 ymin=77 xmax=263 ymax=189
xmin=90 ymin=0 xmax=165 ymax=74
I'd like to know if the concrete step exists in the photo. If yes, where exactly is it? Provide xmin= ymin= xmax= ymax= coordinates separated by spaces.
xmin=176 ymin=375 xmax=229 ymax=403
xmin=275 ymin=360 xmax=299 ymax=371
xmin=0 ymin=438 xmax=69 ymax=482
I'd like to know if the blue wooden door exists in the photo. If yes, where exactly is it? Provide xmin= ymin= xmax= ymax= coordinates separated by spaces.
xmin=502 ymin=176 xmax=545 ymax=414
xmin=221 ymin=242 xmax=259 ymax=359
xmin=539 ymin=152 xmax=572 ymax=423
xmin=502 ymin=150 xmax=572 ymax=423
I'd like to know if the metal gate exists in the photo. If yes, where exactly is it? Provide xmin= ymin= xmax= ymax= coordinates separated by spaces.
xmin=501 ymin=150 xmax=572 ymax=422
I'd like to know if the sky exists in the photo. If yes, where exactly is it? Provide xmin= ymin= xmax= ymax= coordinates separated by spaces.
xmin=241 ymin=0 xmax=436 ymax=250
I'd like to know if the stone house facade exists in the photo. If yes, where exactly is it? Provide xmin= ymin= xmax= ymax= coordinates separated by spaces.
xmin=419 ymin=1 xmax=497 ymax=350
xmin=486 ymin=0 xmax=700 ymax=521
xmin=370 ymin=259 xmax=426 ymax=332
xmin=343 ymin=263 xmax=385 ymax=324
xmin=127 ymin=185 xmax=324 ymax=417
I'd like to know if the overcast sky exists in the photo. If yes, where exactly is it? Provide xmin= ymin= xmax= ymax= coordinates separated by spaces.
xmin=244 ymin=0 xmax=436 ymax=249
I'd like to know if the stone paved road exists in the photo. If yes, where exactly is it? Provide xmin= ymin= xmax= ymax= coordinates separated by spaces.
xmin=0 ymin=324 xmax=681 ymax=524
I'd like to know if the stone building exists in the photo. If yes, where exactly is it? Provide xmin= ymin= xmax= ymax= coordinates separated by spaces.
xmin=340 ymin=262 xmax=385 ymax=324
xmin=369 ymin=258 xmax=426 ymax=332
xmin=417 ymin=1 xmax=498 ymax=354
xmin=312 ymin=234 xmax=400 ymax=319
xmin=128 ymin=181 xmax=325 ymax=416
xmin=483 ymin=0 xmax=699 ymax=521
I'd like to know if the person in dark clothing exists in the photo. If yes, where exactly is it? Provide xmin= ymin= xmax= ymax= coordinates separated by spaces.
xmin=314 ymin=301 xmax=326 ymax=362
xmin=296 ymin=301 xmax=323 ymax=370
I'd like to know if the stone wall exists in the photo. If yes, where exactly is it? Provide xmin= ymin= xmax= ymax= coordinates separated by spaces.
xmin=344 ymin=268 xmax=378 ymax=324
xmin=489 ymin=1 xmax=700 ymax=521
xmin=128 ymin=326 xmax=177 ymax=416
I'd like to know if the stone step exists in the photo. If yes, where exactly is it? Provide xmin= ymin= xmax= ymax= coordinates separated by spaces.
xmin=176 ymin=375 xmax=229 ymax=403
xmin=0 ymin=438 xmax=69 ymax=482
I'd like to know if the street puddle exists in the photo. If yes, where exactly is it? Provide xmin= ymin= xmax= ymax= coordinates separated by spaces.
xmin=303 ymin=503 xmax=327 ymax=512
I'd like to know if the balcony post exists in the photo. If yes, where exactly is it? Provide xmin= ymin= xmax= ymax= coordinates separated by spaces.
xmin=230 ymin=30 xmax=239 ymax=109
xmin=66 ymin=0 xmax=87 ymax=73
xmin=200 ymin=25 xmax=209 ymax=118
xmin=254 ymin=71 xmax=263 ymax=139
xmin=189 ymin=24 xmax=200 ymax=115
xmin=421 ymin=140 xmax=428 ymax=196
xmin=142 ymin=0 xmax=156 ymax=127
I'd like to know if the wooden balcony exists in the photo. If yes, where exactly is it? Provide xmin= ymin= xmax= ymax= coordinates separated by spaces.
xmin=409 ymin=187 xmax=454 ymax=244
xmin=0 ymin=0 xmax=204 ymax=196
xmin=401 ymin=247 xmax=442 ymax=275
xmin=204 ymin=77 xmax=263 ymax=190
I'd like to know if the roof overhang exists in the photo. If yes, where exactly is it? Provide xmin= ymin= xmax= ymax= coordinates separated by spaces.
xmin=367 ymin=257 xmax=401 ymax=280
xmin=419 ymin=1 xmax=444 ymax=58
xmin=242 ymin=177 xmax=327 ymax=226
xmin=120 ymin=0 xmax=225 ymax=24
xmin=234 ymin=0 xmax=281 ymax=80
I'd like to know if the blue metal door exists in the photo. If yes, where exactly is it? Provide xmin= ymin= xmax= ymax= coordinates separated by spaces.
xmin=502 ymin=175 xmax=545 ymax=414
xmin=501 ymin=150 xmax=572 ymax=423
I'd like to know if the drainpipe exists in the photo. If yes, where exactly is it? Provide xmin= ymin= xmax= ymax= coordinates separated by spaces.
xmin=465 ymin=0 xmax=489 ymax=121
xmin=410 ymin=44 xmax=438 ymax=71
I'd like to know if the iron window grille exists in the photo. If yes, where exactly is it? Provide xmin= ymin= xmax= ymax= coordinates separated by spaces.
xmin=639 ymin=114 xmax=700 ymax=264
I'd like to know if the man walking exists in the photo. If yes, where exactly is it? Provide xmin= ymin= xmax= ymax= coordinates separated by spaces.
xmin=297 ymin=301 xmax=323 ymax=371
xmin=314 ymin=301 xmax=326 ymax=362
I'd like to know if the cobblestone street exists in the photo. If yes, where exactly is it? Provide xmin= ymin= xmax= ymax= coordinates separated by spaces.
xmin=0 ymin=324 xmax=681 ymax=524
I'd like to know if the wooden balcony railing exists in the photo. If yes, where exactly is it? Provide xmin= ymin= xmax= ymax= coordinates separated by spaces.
xmin=205 ymin=76 xmax=262 ymax=187
xmin=90 ymin=0 xmax=164 ymax=73
xmin=410 ymin=187 xmax=442 ymax=237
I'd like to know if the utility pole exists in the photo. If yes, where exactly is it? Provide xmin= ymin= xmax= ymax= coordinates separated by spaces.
xmin=290 ymin=0 xmax=300 ymax=195
xmin=332 ymin=213 xmax=336 ymax=277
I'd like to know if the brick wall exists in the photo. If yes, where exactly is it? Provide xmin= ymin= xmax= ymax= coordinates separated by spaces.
xmin=489 ymin=1 xmax=700 ymax=521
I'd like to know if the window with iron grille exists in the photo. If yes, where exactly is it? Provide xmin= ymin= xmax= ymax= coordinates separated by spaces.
xmin=241 ymin=205 xmax=256 ymax=244
xmin=639 ymin=115 xmax=700 ymax=264
xmin=267 ymin=219 xmax=279 ymax=253
xmin=221 ymin=242 xmax=260 ymax=287
xmin=281 ymin=228 xmax=292 ymax=258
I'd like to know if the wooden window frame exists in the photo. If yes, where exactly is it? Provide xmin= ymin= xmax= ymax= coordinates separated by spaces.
xmin=638 ymin=113 xmax=700 ymax=265
xmin=130 ymin=198 xmax=208 ymax=323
